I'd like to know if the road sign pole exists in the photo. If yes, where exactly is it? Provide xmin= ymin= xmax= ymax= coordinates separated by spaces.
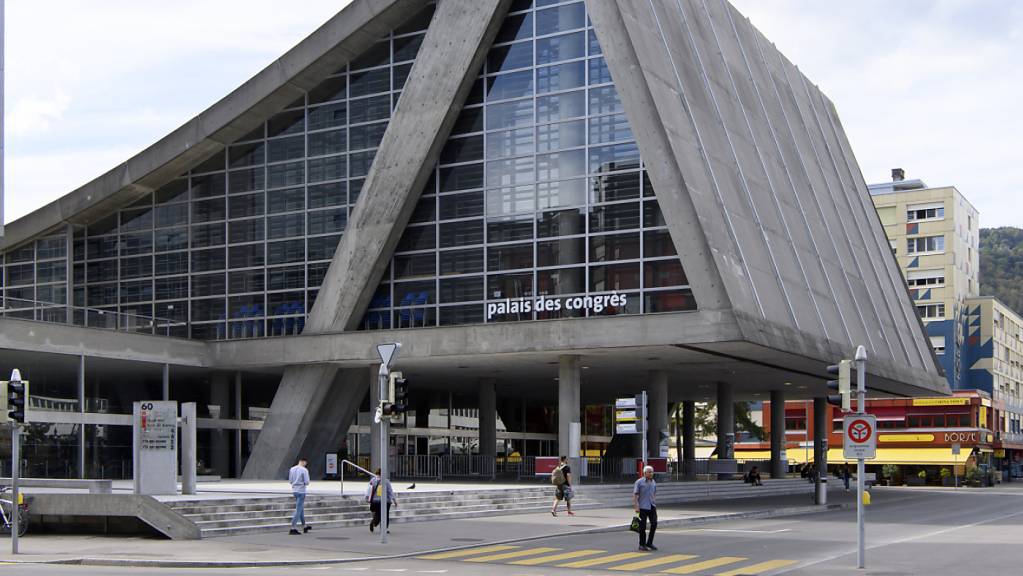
xmin=855 ymin=346 xmax=867 ymax=570
xmin=640 ymin=390 xmax=647 ymax=470
xmin=379 ymin=362 xmax=389 ymax=544
xmin=11 ymin=423 xmax=19 ymax=554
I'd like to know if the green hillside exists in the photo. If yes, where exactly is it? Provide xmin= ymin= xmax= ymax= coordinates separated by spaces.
xmin=980 ymin=227 xmax=1023 ymax=314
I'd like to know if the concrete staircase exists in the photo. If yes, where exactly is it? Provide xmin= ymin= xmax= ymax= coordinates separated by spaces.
xmin=168 ymin=478 xmax=811 ymax=538
xmin=169 ymin=486 xmax=603 ymax=538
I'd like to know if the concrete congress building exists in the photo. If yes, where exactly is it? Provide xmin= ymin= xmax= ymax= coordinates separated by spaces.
xmin=0 ymin=0 xmax=947 ymax=481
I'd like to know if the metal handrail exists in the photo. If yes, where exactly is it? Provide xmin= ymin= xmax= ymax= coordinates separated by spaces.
xmin=339 ymin=459 xmax=375 ymax=496
xmin=0 ymin=296 xmax=180 ymax=335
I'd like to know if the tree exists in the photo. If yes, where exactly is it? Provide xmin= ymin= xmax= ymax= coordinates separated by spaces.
xmin=672 ymin=401 xmax=765 ymax=442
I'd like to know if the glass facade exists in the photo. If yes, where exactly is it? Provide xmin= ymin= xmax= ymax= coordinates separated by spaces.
xmin=361 ymin=0 xmax=695 ymax=329
xmin=0 ymin=0 xmax=695 ymax=340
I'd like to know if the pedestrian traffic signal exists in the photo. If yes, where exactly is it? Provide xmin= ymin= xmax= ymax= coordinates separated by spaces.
xmin=826 ymin=359 xmax=852 ymax=412
xmin=3 ymin=369 xmax=29 ymax=424
xmin=384 ymin=371 xmax=408 ymax=419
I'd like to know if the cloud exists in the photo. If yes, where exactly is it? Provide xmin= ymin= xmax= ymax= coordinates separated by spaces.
xmin=731 ymin=0 xmax=1023 ymax=227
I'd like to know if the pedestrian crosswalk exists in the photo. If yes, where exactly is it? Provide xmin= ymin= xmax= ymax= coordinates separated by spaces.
xmin=417 ymin=545 xmax=797 ymax=574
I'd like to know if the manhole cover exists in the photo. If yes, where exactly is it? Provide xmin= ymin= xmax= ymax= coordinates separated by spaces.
xmin=316 ymin=536 xmax=350 ymax=541
xmin=451 ymin=537 xmax=485 ymax=542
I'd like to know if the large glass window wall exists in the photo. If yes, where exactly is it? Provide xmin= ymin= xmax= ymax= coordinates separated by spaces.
xmin=361 ymin=0 xmax=695 ymax=330
xmin=1 ymin=1 xmax=694 ymax=339
xmin=0 ymin=4 xmax=436 ymax=339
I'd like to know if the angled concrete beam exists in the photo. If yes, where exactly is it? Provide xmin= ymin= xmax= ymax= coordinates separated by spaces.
xmin=243 ymin=0 xmax=512 ymax=479
xmin=306 ymin=0 xmax=513 ymax=334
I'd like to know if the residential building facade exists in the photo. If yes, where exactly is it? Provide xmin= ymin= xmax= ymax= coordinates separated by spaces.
xmin=869 ymin=171 xmax=980 ymax=389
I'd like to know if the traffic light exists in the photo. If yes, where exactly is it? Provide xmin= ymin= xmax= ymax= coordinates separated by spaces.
xmin=4 ymin=369 xmax=29 ymax=424
xmin=382 ymin=371 xmax=408 ymax=419
xmin=826 ymin=359 xmax=852 ymax=412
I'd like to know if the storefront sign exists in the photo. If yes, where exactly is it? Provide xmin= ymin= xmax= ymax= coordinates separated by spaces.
xmin=486 ymin=293 xmax=628 ymax=320
xmin=878 ymin=434 xmax=934 ymax=443
xmin=912 ymin=398 xmax=969 ymax=406
xmin=944 ymin=431 xmax=979 ymax=443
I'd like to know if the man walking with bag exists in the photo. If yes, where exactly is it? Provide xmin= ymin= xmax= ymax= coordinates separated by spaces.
xmin=551 ymin=455 xmax=575 ymax=517
xmin=633 ymin=465 xmax=657 ymax=551
xmin=288 ymin=457 xmax=311 ymax=535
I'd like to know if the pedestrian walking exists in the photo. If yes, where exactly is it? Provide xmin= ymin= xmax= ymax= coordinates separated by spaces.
xmin=288 ymin=457 xmax=311 ymax=535
xmin=550 ymin=455 xmax=575 ymax=517
xmin=633 ymin=465 xmax=658 ymax=551
xmin=842 ymin=464 xmax=851 ymax=491
xmin=367 ymin=468 xmax=397 ymax=533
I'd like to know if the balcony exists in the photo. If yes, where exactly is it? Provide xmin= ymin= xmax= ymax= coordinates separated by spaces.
xmin=0 ymin=297 xmax=179 ymax=337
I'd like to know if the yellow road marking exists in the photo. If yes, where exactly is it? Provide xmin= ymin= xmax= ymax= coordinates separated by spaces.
xmin=464 ymin=547 xmax=561 ymax=562
xmin=716 ymin=559 xmax=798 ymax=575
xmin=417 ymin=545 xmax=519 ymax=560
xmin=662 ymin=556 xmax=748 ymax=574
xmin=509 ymin=549 xmax=606 ymax=565
xmin=558 ymin=551 xmax=649 ymax=568
xmin=609 ymin=554 xmax=699 ymax=571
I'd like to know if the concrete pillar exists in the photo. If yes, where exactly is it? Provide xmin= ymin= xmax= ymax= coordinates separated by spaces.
xmin=558 ymin=355 xmax=581 ymax=471
xmin=814 ymin=397 xmax=828 ymax=504
xmin=716 ymin=382 xmax=735 ymax=460
xmin=647 ymin=371 xmax=668 ymax=459
xmin=181 ymin=402 xmax=197 ymax=495
xmin=299 ymin=368 xmax=370 ymax=478
xmin=370 ymin=364 xmax=382 ymax=472
xmin=78 ymin=354 xmax=86 ymax=479
xmin=478 ymin=379 xmax=497 ymax=457
xmin=770 ymin=390 xmax=786 ymax=479
xmin=209 ymin=372 xmax=232 ymax=478
xmin=233 ymin=372 xmax=243 ymax=477
xmin=162 ymin=363 xmax=170 ymax=400
xmin=683 ymin=400 xmax=696 ymax=480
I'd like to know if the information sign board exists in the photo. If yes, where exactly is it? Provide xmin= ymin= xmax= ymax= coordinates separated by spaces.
xmin=843 ymin=415 xmax=877 ymax=460
xmin=133 ymin=401 xmax=179 ymax=495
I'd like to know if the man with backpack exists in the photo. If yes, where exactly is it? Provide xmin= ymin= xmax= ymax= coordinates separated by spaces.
xmin=551 ymin=455 xmax=575 ymax=517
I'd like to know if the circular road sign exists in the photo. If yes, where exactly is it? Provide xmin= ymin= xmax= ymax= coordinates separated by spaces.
xmin=847 ymin=418 xmax=873 ymax=444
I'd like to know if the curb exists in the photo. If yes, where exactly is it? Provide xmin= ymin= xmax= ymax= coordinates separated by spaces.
xmin=30 ymin=503 xmax=849 ymax=568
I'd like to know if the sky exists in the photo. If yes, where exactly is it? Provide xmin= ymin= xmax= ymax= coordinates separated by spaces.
xmin=3 ymin=0 xmax=1022 ymax=227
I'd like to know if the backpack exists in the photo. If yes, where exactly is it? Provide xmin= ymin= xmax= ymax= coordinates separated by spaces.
xmin=551 ymin=465 xmax=566 ymax=486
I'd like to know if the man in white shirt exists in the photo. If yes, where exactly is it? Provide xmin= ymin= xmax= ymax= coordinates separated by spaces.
xmin=288 ymin=457 xmax=311 ymax=535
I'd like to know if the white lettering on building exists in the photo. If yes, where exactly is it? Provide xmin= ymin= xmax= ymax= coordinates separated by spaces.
xmin=486 ymin=293 xmax=628 ymax=320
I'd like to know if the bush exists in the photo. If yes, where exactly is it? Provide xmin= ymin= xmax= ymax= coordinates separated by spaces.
xmin=965 ymin=467 xmax=982 ymax=483
xmin=917 ymin=470 xmax=927 ymax=479
xmin=882 ymin=464 xmax=899 ymax=480
xmin=940 ymin=468 xmax=951 ymax=478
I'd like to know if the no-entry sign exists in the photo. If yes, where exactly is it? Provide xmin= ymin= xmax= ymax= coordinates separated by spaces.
xmin=843 ymin=415 xmax=877 ymax=459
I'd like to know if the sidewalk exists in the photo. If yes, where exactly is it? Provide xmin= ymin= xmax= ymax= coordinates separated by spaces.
xmin=0 ymin=491 xmax=854 ymax=567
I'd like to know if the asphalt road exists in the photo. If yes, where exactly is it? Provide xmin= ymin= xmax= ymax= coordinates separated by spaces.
xmin=3 ymin=487 xmax=1022 ymax=575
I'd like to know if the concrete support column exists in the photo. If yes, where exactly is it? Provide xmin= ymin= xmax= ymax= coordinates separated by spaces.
xmin=234 ymin=372 xmax=243 ymax=477
xmin=683 ymin=400 xmax=696 ymax=480
xmin=716 ymin=382 xmax=735 ymax=460
xmin=370 ymin=364 xmax=382 ymax=472
xmin=647 ymin=371 xmax=668 ymax=460
xmin=558 ymin=355 xmax=581 ymax=471
xmin=162 ymin=363 xmax=170 ymax=401
xmin=209 ymin=372 xmax=232 ymax=478
xmin=181 ymin=402 xmax=198 ymax=495
xmin=814 ymin=397 xmax=828 ymax=504
xmin=770 ymin=390 xmax=786 ymax=479
xmin=78 ymin=354 xmax=86 ymax=479
xmin=478 ymin=379 xmax=497 ymax=457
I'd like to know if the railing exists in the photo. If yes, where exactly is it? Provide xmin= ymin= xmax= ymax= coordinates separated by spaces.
xmin=339 ymin=459 xmax=375 ymax=496
xmin=0 ymin=296 xmax=179 ymax=336
xmin=390 ymin=455 xmax=441 ymax=481
xmin=441 ymin=454 xmax=495 ymax=479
